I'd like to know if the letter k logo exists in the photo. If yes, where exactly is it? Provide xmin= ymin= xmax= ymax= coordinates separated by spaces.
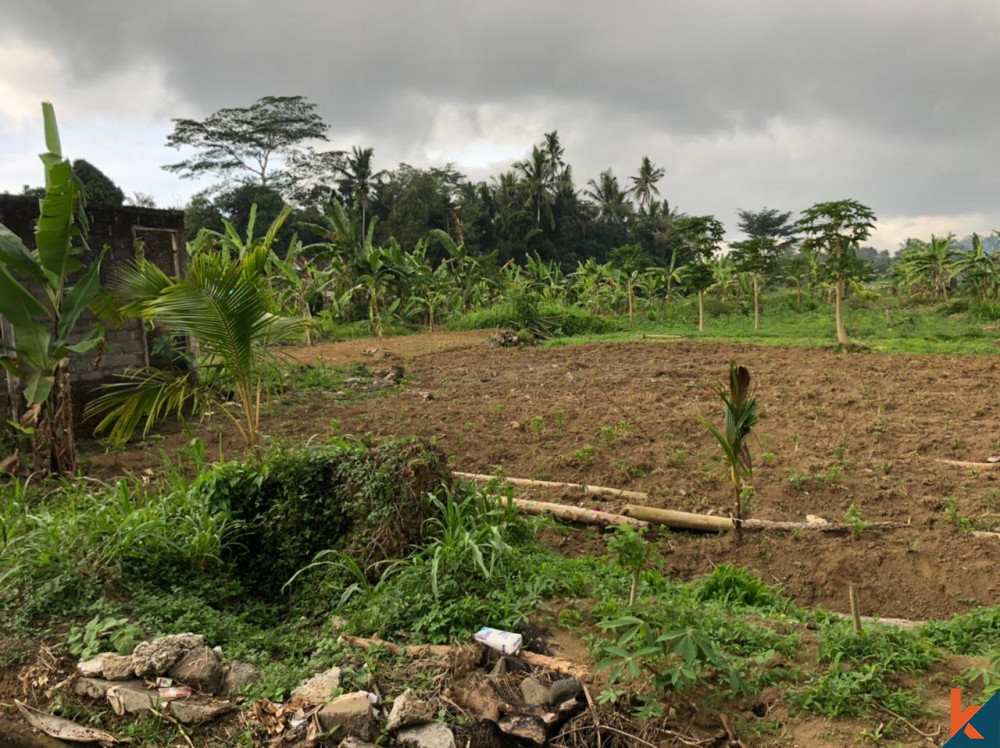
xmin=953 ymin=688 xmax=985 ymax=740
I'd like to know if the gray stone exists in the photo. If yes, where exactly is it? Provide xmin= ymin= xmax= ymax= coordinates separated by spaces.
xmin=168 ymin=645 xmax=224 ymax=694
xmin=316 ymin=692 xmax=376 ymax=741
xmin=386 ymin=688 xmax=435 ymax=732
xmin=73 ymin=677 xmax=128 ymax=699
xmin=168 ymin=697 xmax=236 ymax=724
xmin=548 ymin=677 xmax=582 ymax=705
xmin=519 ymin=677 xmax=550 ymax=707
xmin=290 ymin=666 xmax=342 ymax=705
xmin=101 ymin=653 xmax=135 ymax=681
xmin=339 ymin=740 xmax=379 ymax=748
xmin=396 ymin=722 xmax=456 ymax=748
xmin=77 ymin=653 xmax=111 ymax=678
xmin=106 ymin=681 xmax=162 ymax=716
xmin=132 ymin=633 xmax=204 ymax=678
xmin=220 ymin=661 xmax=261 ymax=696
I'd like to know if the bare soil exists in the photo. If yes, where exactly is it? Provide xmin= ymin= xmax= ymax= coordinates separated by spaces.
xmin=88 ymin=332 xmax=1000 ymax=622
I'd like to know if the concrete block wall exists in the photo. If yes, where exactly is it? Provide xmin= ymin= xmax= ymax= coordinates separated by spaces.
xmin=0 ymin=195 xmax=186 ymax=419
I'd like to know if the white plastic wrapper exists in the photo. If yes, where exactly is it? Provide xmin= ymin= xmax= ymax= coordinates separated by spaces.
xmin=473 ymin=627 xmax=523 ymax=654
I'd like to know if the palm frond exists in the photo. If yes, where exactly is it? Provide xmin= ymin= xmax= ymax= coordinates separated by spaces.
xmin=85 ymin=367 xmax=215 ymax=445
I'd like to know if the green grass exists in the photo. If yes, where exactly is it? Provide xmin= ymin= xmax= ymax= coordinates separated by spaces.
xmin=449 ymin=300 xmax=612 ymax=337
xmin=314 ymin=316 xmax=418 ymax=341
xmin=541 ymin=293 xmax=1000 ymax=356
xmin=9 ymin=441 xmax=1000 ymax=737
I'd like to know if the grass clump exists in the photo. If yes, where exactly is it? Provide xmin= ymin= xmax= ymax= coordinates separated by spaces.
xmin=921 ymin=606 xmax=1000 ymax=655
xmin=695 ymin=563 xmax=784 ymax=610
xmin=335 ymin=480 xmax=584 ymax=642
xmin=450 ymin=297 xmax=612 ymax=338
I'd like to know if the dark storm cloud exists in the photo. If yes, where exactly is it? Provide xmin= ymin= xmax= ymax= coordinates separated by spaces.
xmin=2 ymin=0 xmax=999 ymax=242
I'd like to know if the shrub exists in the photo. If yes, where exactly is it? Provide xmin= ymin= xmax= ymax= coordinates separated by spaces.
xmin=188 ymin=438 xmax=452 ymax=594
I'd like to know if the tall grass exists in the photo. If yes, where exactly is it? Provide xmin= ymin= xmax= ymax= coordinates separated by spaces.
xmin=0 ymin=475 xmax=238 ymax=619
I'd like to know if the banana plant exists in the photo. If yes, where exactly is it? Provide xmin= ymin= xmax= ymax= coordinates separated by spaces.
xmin=272 ymin=235 xmax=336 ymax=346
xmin=0 ymin=103 xmax=105 ymax=473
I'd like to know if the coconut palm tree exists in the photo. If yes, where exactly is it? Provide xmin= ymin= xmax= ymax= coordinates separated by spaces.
xmin=514 ymin=146 xmax=557 ymax=229
xmin=629 ymin=156 xmax=665 ymax=212
xmin=338 ymin=146 xmax=385 ymax=240
xmin=542 ymin=131 xmax=565 ymax=175
xmin=584 ymin=169 xmax=630 ymax=224
xmin=88 ymin=242 xmax=303 ymax=453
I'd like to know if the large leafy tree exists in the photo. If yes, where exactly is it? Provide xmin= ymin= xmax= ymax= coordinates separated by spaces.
xmin=72 ymin=159 xmax=125 ymax=205
xmin=797 ymin=199 xmax=876 ymax=345
xmin=629 ymin=156 xmax=666 ymax=213
xmin=0 ymin=103 xmax=106 ymax=473
xmin=164 ymin=95 xmax=328 ymax=188
xmin=736 ymin=207 xmax=797 ymax=245
xmin=674 ymin=215 xmax=725 ymax=331
xmin=734 ymin=207 xmax=798 ymax=328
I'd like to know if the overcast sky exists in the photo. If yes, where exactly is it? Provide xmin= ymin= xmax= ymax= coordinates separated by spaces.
xmin=1 ymin=0 xmax=998 ymax=250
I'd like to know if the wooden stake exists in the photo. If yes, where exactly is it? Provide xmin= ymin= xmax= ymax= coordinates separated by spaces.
xmin=849 ymin=585 xmax=862 ymax=634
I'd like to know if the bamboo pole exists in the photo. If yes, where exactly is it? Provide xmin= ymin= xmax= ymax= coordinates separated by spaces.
xmin=622 ymin=505 xmax=734 ymax=533
xmin=504 ymin=497 xmax=648 ymax=528
xmin=622 ymin=505 xmax=908 ymax=534
xmin=453 ymin=472 xmax=650 ymax=502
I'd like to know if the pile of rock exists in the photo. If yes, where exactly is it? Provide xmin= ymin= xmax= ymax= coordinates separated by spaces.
xmin=72 ymin=633 xmax=259 ymax=725
xmin=267 ymin=658 xmax=586 ymax=747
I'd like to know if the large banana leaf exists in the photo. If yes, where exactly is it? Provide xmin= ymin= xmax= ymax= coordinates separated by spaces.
xmin=35 ymin=104 xmax=85 ymax=288
xmin=55 ymin=258 xmax=104 ymax=345
xmin=0 ymin=266 xmax=51 ymax=371
xmin=0 ymin=225 xmax=47 ymax=286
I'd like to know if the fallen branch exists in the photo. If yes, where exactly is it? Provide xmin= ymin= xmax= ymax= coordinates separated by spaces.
xmin=829 ymin=612 xmax=925 ymax=629
xmin=622 ymin=505 xmax=909 ymax=534
xmin=743 ymin=518 xmax=908 ymax=533
xmin=505 ymin=497 xmax=647 ymax=528
xmin=337 ymin=635 xmax=589 ymax=679
xmin=454 ymin=472 xmax=649 ymax=502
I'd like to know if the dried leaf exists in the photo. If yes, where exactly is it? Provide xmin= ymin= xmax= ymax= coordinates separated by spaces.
xmin=16 ymin=699 xmax=118 ymax=746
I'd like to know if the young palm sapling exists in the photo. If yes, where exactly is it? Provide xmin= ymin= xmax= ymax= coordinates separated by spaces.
xmin=701 ymin=363 xmax=758 ymax=544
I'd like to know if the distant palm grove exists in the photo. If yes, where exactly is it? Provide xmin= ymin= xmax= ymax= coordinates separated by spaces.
xmin=16 ymin=95 xmax=1000 ymax=345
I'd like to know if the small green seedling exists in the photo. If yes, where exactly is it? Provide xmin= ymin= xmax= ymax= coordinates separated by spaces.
xmin=608 ymin=524 xmax=651 ymax=606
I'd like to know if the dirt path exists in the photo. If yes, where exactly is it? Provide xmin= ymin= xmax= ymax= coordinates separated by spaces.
xmin=281 ymin=329 xmax=486 ymax=367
